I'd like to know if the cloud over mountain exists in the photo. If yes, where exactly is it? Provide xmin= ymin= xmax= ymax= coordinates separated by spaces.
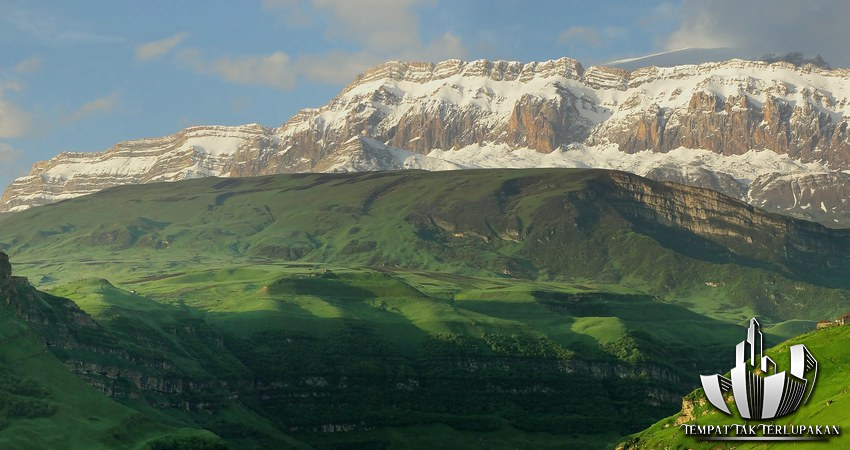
xmin=666 ymin=0 xmax=850 ymax=67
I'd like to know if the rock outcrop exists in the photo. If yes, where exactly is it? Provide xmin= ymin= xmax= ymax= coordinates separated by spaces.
xmin=0 ymin=249 xmax=694 ymax=435
xmin=0 ymin=252 xmax=11 ymax=288
xmin=0 ymin=253 xmax=249 ymax=410
xmin=4 ymin=57 xmax=850 ymax=226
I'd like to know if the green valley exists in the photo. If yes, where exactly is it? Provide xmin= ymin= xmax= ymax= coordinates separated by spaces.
xmin=1 ymin=168 xmax=849 ymax=449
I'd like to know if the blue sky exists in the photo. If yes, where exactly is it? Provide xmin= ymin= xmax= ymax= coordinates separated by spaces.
xmin=1 ymin=0 xmax=848 ymax=188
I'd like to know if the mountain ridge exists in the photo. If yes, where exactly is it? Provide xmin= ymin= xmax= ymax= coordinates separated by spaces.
xmin=5 ymin=56 xmax=850 ymax=226
xmin=2 ymin=168 xmax=849 ymax=322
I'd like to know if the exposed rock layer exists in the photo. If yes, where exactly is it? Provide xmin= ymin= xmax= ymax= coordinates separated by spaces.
xmin=4 ymin=58 xmax=850 ymax=226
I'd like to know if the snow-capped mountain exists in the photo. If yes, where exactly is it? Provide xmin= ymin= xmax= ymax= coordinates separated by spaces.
xmin=4 ymin=57 xmax=850 ymax=226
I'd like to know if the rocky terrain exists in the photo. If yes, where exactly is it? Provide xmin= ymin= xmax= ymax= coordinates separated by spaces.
xmin=4 ymin=57 xmax=850 ymax=226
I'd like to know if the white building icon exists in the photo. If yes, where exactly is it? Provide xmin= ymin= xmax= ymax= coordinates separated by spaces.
xmin=700 ymin=318 xmax=818 ymax=419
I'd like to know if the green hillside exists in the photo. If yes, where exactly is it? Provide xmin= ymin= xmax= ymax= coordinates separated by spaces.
xmin=0 ymin=168 xmax=848 ymax=449
xmin=3 ymin=256 xmax=766 ymax=450
xmin=1 ymin=169 xmax=848 ymax=323
xmin=39 ymin=265 xmax=753 ymax=449
xmin=0 ymin=276 xmax=226 ymax=450
xmin=619 ymin=324 xmax=850 ymax=449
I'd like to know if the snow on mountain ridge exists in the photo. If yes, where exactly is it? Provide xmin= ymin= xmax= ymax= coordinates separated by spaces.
xmin=317 ymin=57 xmax=850 ymax=154
xmin=5 ymin=56 xmax=850 ymax=226
xmin=1 ymin=124 xmax=276 ymax=212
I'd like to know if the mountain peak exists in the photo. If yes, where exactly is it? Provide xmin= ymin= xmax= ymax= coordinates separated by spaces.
xmin=5 ymin=55 xmax=850 ymax=227
xmin=343 ymin=57 xmax=585 ymax=94
xmin=347 ymin=55 xmax=850 ymax=95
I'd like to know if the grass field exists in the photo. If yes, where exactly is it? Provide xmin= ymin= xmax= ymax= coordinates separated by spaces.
xmin=15 ymin=263 xmax=801 ymax=449
xmin=1 ymin=169 xmax=849 ymax=449
xmin=3 ymin=261 xmax=772 ymax=450
xmin=1 ymin=169 xmax=848 ymax=326
xmin=0 ymin=285 xmax=225 ymax=450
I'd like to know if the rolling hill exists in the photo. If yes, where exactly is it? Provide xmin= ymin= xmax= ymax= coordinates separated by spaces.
xmin=0 ymin=253 xmax=227 ymax=450
xmin=1 ymin=168 xmax=849 ymax=322
xmin=619 ymin=324 xmax=850 ymax=449
xmin=1 ymin=168 xmax=849 ymax=449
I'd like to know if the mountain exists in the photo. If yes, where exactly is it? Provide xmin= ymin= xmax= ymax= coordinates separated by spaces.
xmin=3 ymin=169 xmax=850 ymax=449
xmin=2 ymin=169 xmax=849 ymax=323
xmin=0 ymin=124 xmax=277 ymax=213
xmin=4 ymin=57 xmax=850 ymax=228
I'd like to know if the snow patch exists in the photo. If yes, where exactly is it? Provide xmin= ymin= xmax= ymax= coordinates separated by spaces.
xmin=411 ymin=144 xmax=829 ymax=188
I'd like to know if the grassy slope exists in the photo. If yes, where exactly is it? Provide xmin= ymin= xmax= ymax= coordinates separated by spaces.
xmin=41 ymin=265 xmax=779 ymax=449
xmin=47 ymin=263 xmax=766 ymax=368
xmin=0 ymin=169 xmax=847 ymax=325
xmin=0 ymin=169 xmax=848 ymax=448
xmin=620 ymin=325 xmax=850 ymax=449
xmin=0 ymin=286 xmax=221 ymax=450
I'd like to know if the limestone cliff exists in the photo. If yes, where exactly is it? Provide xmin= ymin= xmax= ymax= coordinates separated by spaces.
xmin=5 ymin=58 xmax=850 ymax=226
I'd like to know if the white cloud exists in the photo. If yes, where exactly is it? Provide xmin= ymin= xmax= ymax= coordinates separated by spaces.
xmin=418 ymin=32 xmax=466 ymax=62
xmin=261 ymin=0 xmax=313 ymax=27
xmin=176 ymin=0 xmax=465 ymax=90
xmin=255 ymin=0 xmax=466 ymax=87
xmin=639 ymin=2 xmax=680 ymax=27
xmin=177 ymin=49 xmax=296 ymax=91
xmin=177 ymin=0 xmax=463 ymax=90
xmin=558 ymin=26 xmax=626 ymax=48
xmin=136 ymin=32 xmax=189 ymax=61
xmin=294 ymin=51 xmax=379 ymax=85
xmin=13 ymin=57 xmax=42 ymax=74
xmin=0 ymin=84 xmax=31 ymax=138
xmin=312 ymin=0 xmax=426 ymax=53
xmin=0 ymin=142 xmax=24 ymax=178
xmin=210 ymin=52 xmax=295 ymax=90
xmin=664 ymin=0 xmax=850 ymax=67
xmin=558 ymin=26 xmax=602 ymax=47
xmin=65 ymin=93 xmax=121 ymax=122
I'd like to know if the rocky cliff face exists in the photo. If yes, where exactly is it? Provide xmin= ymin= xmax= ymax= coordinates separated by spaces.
xmin=4 ymin=58 xmax=850 ymax=226
xmin=0 ymin=250 xmax=693 ymax=435
xmin=599 ymin=172 xmax=850 ymax=285
xmin=0 ymin=253 xmax=250 ymax=410
xmin=0 ymin=252 xmax=11 ymax=288
xmin=590 ymin=79 xmax=850 ymax=164
xmin=0 ymin=125 xmax=277 ymax=213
